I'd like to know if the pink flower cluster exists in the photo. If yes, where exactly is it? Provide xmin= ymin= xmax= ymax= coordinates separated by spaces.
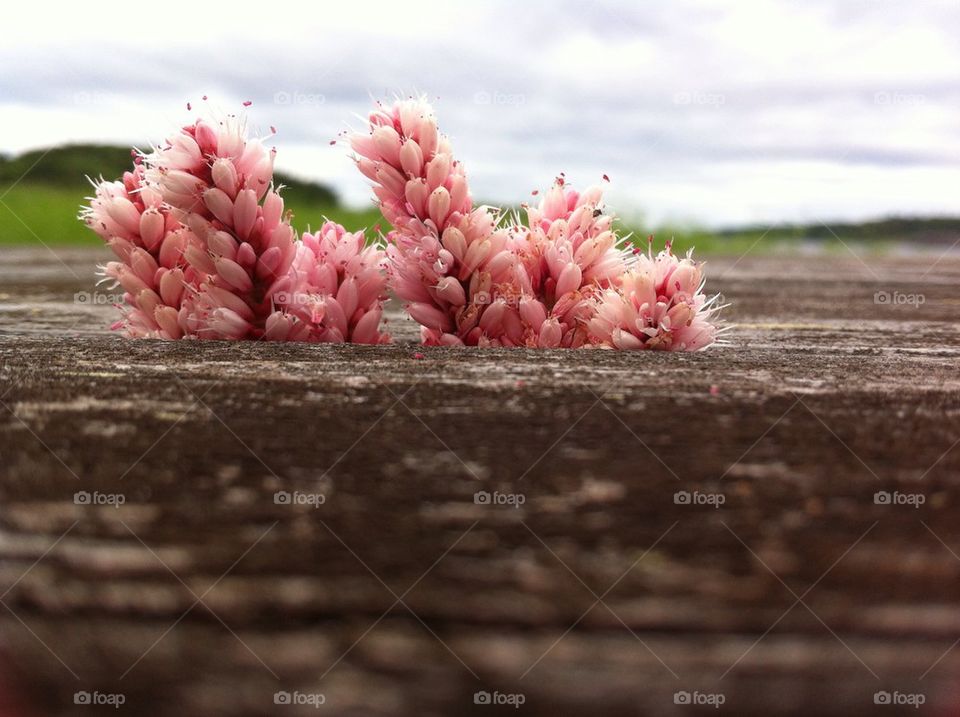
xmin=83 ymin=113 xmax=388 ymax=343
xmin=82 ymin=164 xmax=196 ymax=338
xmin=83 ymin=98 xmax=722 ymax=351
xmin=588 ymin=239 xmax=722 ymax=351
xmin=350 ymin=96 xmax=722 ymax=350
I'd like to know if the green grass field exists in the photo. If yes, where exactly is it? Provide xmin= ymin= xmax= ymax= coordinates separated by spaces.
xmin=0 ymin=181 xmax=386 ymax=248
xmin=0 ymin=180 xmax=783 ymax=255
xmin=0 ymin=144 xmax=952 ymax=256
xmin=0 ymin=183 xmax=97 ymax=246
xmin=0 ymin=144 xmax=387 ymax=248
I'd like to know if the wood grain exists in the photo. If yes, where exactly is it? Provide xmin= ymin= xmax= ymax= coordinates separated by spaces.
xmin=1 ymin=247 xmax=959 ymax=716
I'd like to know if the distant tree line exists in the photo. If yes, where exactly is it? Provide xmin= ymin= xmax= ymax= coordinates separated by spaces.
xmin=0 ymin=145 xmax=340 ymax=206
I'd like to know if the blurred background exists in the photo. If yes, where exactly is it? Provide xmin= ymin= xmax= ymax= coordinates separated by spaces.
xmin=1 ymin=0 xmax=958 ymax=254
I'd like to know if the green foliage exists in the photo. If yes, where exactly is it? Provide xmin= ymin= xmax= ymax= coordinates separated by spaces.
xmin=0 ymin=145 xmax=135 ymax=188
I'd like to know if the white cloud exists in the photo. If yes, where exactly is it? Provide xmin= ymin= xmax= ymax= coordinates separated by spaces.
xmin=0 ymin=0 xmax=957 ymax=227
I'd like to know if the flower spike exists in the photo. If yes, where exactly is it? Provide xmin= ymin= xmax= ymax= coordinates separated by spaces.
xmin=82 ymin=105 xmax=389 ymax=344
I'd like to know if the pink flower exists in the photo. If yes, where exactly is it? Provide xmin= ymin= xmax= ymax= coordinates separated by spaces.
xmin=351 ymin=96 xmax=723 ymax=350
xmin=289 ymin=221 xmax=390 ymax=344
xmin=144 ymin=113 xmax=389 ymax=342
xmin=143 ymin=116 xmax=294 ymax=339
xmin=86 ymin=98 xmax=723 ymax=351
xmin=350 ymin=97 xmax=532 ymax=346
xmin=81 ymin=164 xmax=199 ymax=338
xmin=586 ymin=239 xmax=724 ymax=351
xmin=513 ymin=180 xmax=634 ymax=347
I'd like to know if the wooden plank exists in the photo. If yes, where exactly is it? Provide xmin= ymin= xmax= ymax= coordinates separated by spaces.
xmin=1 ymin=247 xmax=959 ymax=716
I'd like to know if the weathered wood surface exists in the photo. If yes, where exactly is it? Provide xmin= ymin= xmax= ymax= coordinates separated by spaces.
xmin=1 ymin=246 xmax=959 ymax=716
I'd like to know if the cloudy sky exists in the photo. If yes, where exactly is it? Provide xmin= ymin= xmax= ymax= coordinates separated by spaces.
xmin=2 ymin=0 xmax=958 ymax=228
